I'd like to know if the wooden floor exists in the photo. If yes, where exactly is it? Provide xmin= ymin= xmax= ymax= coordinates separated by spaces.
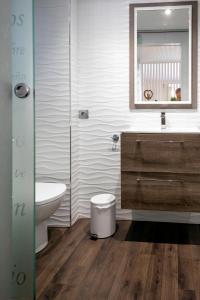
xmin=36 ymin=219 xmax=200 ymax=300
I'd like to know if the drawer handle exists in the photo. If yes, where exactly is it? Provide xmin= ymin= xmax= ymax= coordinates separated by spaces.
xmin=136 ymin=178 xmax=183 ymax=184
xmin=136 ymin=139 xmax=184 ymax=144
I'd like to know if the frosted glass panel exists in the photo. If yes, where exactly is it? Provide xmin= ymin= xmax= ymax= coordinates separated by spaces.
xmin=0 ymin=0 xmax=12 ymax=299
xmin=12 ymin=0 xmax=35 ymax=299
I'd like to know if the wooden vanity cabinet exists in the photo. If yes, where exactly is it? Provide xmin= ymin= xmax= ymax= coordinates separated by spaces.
xmin=121 ymin=133 xmax=200 ymax=212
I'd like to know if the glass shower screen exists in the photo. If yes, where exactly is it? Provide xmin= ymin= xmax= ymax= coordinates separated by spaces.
xmin=12 ymin=0 xmax=35 ymax=298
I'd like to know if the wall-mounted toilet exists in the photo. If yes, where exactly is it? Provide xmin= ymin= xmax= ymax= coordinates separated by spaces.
xmin=35 ymin=182 xmax=66 ymax=253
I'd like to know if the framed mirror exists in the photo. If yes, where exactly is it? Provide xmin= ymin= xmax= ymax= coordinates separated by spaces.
xmin=130 ymin=2 xmax=198 ymax=109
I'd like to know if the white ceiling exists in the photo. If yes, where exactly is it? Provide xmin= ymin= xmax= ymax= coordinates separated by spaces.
xmin=137 ymin=7 xmax=190 ymax=31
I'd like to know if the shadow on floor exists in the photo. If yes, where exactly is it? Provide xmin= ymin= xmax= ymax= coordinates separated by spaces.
xmin=125 ymin=221 xmax=200 ymax=245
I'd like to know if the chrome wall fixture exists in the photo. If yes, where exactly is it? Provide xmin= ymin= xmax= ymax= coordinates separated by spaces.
xmin=111 ymin=134 xmax=119 ymax=151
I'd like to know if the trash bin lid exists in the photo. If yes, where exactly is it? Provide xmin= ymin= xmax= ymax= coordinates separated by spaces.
xmin=91 ymin=194 xmax=115 ymax=206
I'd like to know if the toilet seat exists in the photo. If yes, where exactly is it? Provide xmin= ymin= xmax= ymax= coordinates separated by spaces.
xmin=36 ymin=182 xmax=66 ymax=205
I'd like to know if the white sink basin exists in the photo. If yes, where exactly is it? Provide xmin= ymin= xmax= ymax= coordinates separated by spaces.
xmin=123 ymin=127 xmax=200 ymax=134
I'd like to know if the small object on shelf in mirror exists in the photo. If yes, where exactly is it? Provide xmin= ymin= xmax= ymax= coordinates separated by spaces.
xmin=144 ymin=89 xmax=153 ymax=100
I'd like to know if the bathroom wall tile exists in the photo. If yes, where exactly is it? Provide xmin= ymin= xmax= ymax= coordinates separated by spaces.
xmin=76 ymin=0 xmax=200 ymax=223
xmin=35 ymin=0 xmax=71 ymax=226
xmin=71 ymin=0 xmax=80 ymax=225
xmin=35 ymin=0 xmax=200 ymax=226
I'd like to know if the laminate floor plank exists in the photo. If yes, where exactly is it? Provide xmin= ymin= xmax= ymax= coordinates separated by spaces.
xmin=108 ymin=242 xmax=149 ymax=300
xmin=161 ymin=244 xmax=179 ymax=300
xmin=108 ymin=242 xmax=136 ymax=299
xmin=36 ymin=228 xmax=66 ymax=277
xmin=178 ymin=246 xmax=196 ymax=293
xmin=114 ymin=220 xmax=132 ymax=241
xmin=37 ymin=283 xmax=65 ymax=300
xmin=36 ymin=219 xmax=89 ymax=298
xmin=117 ymin=243 xmax=152 ymax=300
xmin=178 ymin=290 xmax=196 ymax=300
xmin=191 ymin=253 xmax=200 ymax=300
xmin=143 ymin=245 xmax=165 ymax=300
xmin=74 ymin=238 xmax=122 ymax=300
xmin=36 ymin=220 xmax=200 ymax=300
xmin=52 ymin=238 xmax=107 ymax=299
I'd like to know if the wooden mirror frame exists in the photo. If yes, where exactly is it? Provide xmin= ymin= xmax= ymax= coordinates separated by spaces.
xmin=130 ymin=1 xmax=198 ymax=109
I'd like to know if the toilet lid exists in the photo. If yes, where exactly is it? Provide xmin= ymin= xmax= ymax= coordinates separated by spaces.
xmin=36 ymin=182 xmax=66 ymax=205
xmin=91 ymin=194 xmax=115 ymax=206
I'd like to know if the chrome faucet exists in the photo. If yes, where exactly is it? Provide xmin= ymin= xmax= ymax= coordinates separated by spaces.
xmin=161 ymin=112 xmax=166 ymax=129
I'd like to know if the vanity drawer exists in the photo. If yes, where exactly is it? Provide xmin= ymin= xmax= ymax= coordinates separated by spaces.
xmin=121 ymin=133 xmax=200 ymax=174
xmin=121 ymin=172 xmax=200 ymax=212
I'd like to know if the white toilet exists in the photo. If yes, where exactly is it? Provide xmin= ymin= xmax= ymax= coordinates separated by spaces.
xmin=35 ymin=182 xmax=66 ymax=253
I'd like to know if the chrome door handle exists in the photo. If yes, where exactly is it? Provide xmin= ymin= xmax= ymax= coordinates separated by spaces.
xmin=14 ymin=83 xmax=30 ymax=99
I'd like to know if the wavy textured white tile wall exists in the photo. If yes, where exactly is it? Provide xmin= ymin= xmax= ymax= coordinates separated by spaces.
xmin=35 ymin=0 xmax=200 ymax=226
xmin=71 ymin=0 xmax=80 ymax=225
xmin=76 ymin=0 xmax=200 ymax=223
xmin=35 ymin=0 xmax=71 ymax=227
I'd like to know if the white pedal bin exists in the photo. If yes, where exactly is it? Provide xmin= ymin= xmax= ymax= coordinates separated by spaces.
xmin=90 ymin=194 xmax=116 ymax=238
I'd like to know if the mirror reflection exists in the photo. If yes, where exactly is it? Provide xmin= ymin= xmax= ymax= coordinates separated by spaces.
xmin=135 ymin=6 xmax=191 ymax=104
